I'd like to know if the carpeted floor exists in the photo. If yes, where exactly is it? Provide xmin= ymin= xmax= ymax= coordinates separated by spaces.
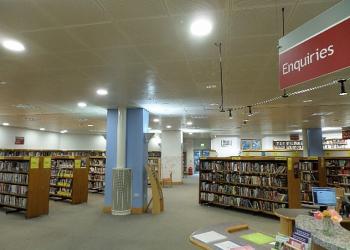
xmin=0 ymin=175 xmax=279 ymax=250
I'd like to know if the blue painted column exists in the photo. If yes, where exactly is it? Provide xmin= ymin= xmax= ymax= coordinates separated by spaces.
xmin=126 ymin=108 xmax=149 ymax=212
xmin=104 ymin=109 xmax=118 ymax=209
xmin=303 ymin=128 xmax=324 ymax=157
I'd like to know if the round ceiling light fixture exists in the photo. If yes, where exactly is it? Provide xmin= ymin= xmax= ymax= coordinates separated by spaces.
xmin=2 ymin=39 xmax=25 ymax=52
xmin=96 ymin=88 xmax=108 ymax=96
xmin=77 ymin=102 xmax=87 ymax=108
xmin=190 ymin=17 xmax=213 ymax=37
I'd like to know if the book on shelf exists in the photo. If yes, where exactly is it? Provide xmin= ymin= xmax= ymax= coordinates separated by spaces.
xmin=88 ymin=157 xmax=105 ymax=191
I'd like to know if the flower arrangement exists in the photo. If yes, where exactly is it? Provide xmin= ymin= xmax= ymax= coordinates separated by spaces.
xmin=314 ymin=209 xmax=343 ymax=223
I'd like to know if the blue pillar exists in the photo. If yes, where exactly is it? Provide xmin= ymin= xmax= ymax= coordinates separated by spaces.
xmin=303 ymin=128 xmax=324 ymax=157
xmin=126 ymin=108 xmax=149 ymax=212
xmin=104 ymin=109 xmax=118 ymax=208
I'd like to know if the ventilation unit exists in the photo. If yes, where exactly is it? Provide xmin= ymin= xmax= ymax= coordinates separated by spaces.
xmin=112 ymin=168 xmax=132 ymax=216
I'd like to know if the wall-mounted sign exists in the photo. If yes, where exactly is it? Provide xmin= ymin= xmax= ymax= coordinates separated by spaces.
xmin=342 ymin=128 xmax=350 ymax=140
xmin=15 ymin=136 xmax=24 ymax=145
xmin=290 ymin=134 xmax=300 ymax=141
xmin=221 ymin=139 xmax=232 ymax=147
xmin=241 ymin=139 xmax=262 ymax=151
xmin=279 ymin=1 xmax=350 ymax=89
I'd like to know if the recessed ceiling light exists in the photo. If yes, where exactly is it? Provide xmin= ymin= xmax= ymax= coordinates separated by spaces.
xmin=153 ymin=118 xmax=160 ymax=123
xmin=87 ymin=124 xmax=94 ymax=127
xmin=39 ymin=128 xmax=45 ymax=131
xmin=166 ymin=125 xmax=172 ymax=129
xmin=303 ymin=120 xmax=309 ymax=123
xmin=1 ymin=39 xmax=25 ymax=52
xmin=210 ymin=103 xmax=219 ymax=106
xmin=190 ymin=18 xmax=213 ymax=37
xmin=189 ymin=132 xmax=193 ymax=135
xmin=186 ymin=121 xmax=193 ymax=125
xmin=0 ymin=81 xmax=7 ymax=85
xmin=206 ymin=84 xmax=217 ymax=89
xmin=303 ymin=100 xmax=313 ymax=103
xmin=77 ymin=102 xmax=87 ymax=108
xmin=2 ymin=122 xmax=9 ymax=126
xmin=60 ymin=130 xmax=68 ymax=134
xmin=96 ymin=88 xmax=108 ymax=96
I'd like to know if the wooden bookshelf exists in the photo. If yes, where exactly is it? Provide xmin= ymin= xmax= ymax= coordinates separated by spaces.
xmin=49 ymin=157 xmax=88 ymax=204
xmin=148 ymin=156 xmax=161 ymax=185
xmin=323 ymin=157 xmax=350 ymax=193
xmin=199 ymin=157 xmax=300 ymax=216
xmin=297 ymin=157 xmax=326 ymax=205
xmin=0 ymin=157 xmax=50 ymax=218
xmin=88 ymin=156 xmax=105 ymax=193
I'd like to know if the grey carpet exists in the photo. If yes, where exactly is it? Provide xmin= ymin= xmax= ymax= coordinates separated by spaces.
xmin=0 ymin=175 xmax=279 ymax=250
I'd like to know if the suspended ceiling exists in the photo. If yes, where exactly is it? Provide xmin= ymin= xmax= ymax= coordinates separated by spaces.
xmin=0 ymin=0 xmax=347 ymax=137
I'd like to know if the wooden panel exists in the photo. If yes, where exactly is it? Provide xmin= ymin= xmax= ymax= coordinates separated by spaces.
xmin=287 ymin=158 xmax=301 ymax=208
xmin=71 ymin=168 xmax=88 ymax=204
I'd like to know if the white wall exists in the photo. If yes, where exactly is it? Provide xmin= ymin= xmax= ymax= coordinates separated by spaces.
xmin=183 ymin=138 xmax=194 ymax=169
xmin=148 ymin=133 xmax=161 ymax=152
xmin=0 ymin=126 xmax=106 ymax=150
xmin=211 ymin=136 xmax=241 ymax=157
xmin=161 ymin=130 xmax=182 ymax=182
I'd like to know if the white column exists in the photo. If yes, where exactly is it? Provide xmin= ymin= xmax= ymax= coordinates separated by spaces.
xmin=161 ymin=130 xmax=182 ymax=183
xmin=302 ymin=128 xmax=309 ymax=157
xmin=117 ymin=107 xmax=127 ymax=168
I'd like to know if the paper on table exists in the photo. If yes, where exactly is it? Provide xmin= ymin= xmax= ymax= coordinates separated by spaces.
xmin=240 ymin=233 xmax=275 ymax=245
xmin=192 ymin=231 xmax=227 ymax=243
xmin=214 ymin=241 xmax=241 ymax=250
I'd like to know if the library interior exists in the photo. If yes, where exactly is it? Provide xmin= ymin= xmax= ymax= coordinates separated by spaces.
xmin=1 ymin=0 xmax=350 ymax=250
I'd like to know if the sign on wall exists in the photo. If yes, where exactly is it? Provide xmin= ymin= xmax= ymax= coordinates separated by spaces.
xmin=342 ymin=128 xmax=350 ymax=140
xmin=220 ymin=139 xmax=232 ymax=147
xmin=241 ymin=139 xmax=262 ymax=151
xmin=15 ymin=136 xmax=24 ymax=145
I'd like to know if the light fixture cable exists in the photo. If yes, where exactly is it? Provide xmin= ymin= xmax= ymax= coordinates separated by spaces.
xmin=215 ymin=42 xmax=225 ymax=112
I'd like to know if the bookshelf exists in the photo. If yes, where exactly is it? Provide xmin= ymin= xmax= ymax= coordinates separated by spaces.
xmin=273 ymin=140 xmax=303 ymax=150
xmin=199 ymin=157 xmax=300 ymax=216
xmin=88 ymin=156 xmax=105 ymax=192
xmin=49 ymin=157 xmax=88 ymax=204
xmin=323 ymin=139 xmax=348 ymax=149
xmin=0 ymin=157 xmax=50 ymax=218
xmin=324 ymin=157 xmax=350 ymax=192
xmin=298 ymin=157 xmax=326 ymax=205
xmin=147 ymin=157 xmax=161 ymax=185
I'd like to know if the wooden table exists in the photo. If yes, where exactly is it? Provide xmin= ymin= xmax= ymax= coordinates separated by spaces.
xmin=274 ymin=208 xmax=311 ymax=236
xmin=189 ymin=223 xmax=273 ymax=250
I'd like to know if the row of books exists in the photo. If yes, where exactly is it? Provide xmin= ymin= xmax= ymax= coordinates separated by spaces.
xmin=299 ymin=161 xmax=318 ymax=171
xmin=0 ymin=194 xmax=27 ymax=208
xmin=327 ymin=169 xmax=350 ymax=175
xmin=89 ymin=167 xmax=105 ymax=174
xmin=89 ymin=175 xmax=104 ymax=182
xmin=325 ymin=159 xmax=350 ymax=167
xmin=300 ymin=172 xmax=318 ymax=182
xmin=90 ymin=159 xmax=105 ymax=166
xmin=200 ymin=193 xmax=287 ymax=211
xmin=200 ymin=183 xmax=288 ymax=202
xmin=0 ymin=173 xmax=28 ymax=184
xmin=300 ymin=182 xmax=316 ymax=192
xmin=300 ymin=192 xmax=313 ymax=203
xmin=0 ymin=183 xmax=28 ymax=196
xmin=51 ymin=160 xmax=74 ymax=169
xmin=0 ymin=150 xmax=105 ymax=157
xmin=50 ymin=178 xmax=72 ymax=187
xmin=200 ymin=173 xmax=288 ymax=187
xmin=0 ymin=161 xmax=29 ymax=172
xmin=201 ymin=161 xmax=287 ymax=174
xmin=51 ymin=169 xmax=73 ymax=178
xmin=89 ymin=182 xmax=104 ymax=189
xmin=327 ymin=177 xmax=350 ymax=184
xmin=50 ymin=187 xmax=72 ymax=197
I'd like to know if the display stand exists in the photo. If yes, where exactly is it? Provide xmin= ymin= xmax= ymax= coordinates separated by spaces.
xmin=147 ymin=156 xmax=161 ymax=185
xmin=146 ymin=165 xmax=164 ymax=214
xmin=0 ymin=157 xmax=50 ymax=218
xmin=49 ymin=156 xmax=88 ymax=204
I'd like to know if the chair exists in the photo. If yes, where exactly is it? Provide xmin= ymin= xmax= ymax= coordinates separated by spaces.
xmin=161 ymin=171 xmax=173 ymax=188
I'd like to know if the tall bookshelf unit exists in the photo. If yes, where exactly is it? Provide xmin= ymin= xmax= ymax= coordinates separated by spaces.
xmin=199 ymin=157 xmax=300 ymax=215
xmin=49 ymin=157 xmax=88 ymax=204
xmin=88 ymin=156 xmax=105 ymax=192
xmin=324 ymin=157 xmax=350 ymax=192
xmin=0 ymin=157 xmax=50 ymax=218
xmin=298 ymin=157 xmax=326 ymax=205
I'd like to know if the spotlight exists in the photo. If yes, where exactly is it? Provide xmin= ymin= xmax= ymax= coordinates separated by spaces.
xmin=228 ymin=109 xmax=233 ymax=119
xmin=247 ymin=106 xmax=253 ymax=116
xmin=339 ymin=79 xmax=347 ymax=96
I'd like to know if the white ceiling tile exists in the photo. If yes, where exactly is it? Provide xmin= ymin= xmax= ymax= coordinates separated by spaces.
xmin=100 ymin=0 xmax=167 ymax=20
xmin=165 ymin=0 xmax=228 ymax=15
xmin=94 ymin=47 xmax=143 ymax=65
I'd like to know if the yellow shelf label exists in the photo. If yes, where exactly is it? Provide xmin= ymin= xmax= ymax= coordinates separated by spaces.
xmin=0 ymin=156 xmax=4 ymax=160
xmin=308 ymin=156 xmax=318 ymax=161
xmin=75 ymin=159 xmax=81 ymax=169
xmin=30 ymin=157 xmax=39 ymax=169
xmin=44 ymin=157 xmax=51 ymax=169
xmin=288 ymin=158 xmax=292 ymax=170
xmin=231 ymin=157 xmax=241 ymax=160
xmin=275 ymin=157 xmax=287 ymax=161
xmin=23 ymin=156 xmax=30 ymax=160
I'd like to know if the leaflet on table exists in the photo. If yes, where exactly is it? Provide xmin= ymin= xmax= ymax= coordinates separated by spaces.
xmin=294 ymin=228 xmax=311 ymax=239
xmin=192 ymin=231 xmax=227 ymax=243
xmin=272 ymin=233 xmax=289 ymax=250
xmin=214 ymin=241 xmax=240 ymax=250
